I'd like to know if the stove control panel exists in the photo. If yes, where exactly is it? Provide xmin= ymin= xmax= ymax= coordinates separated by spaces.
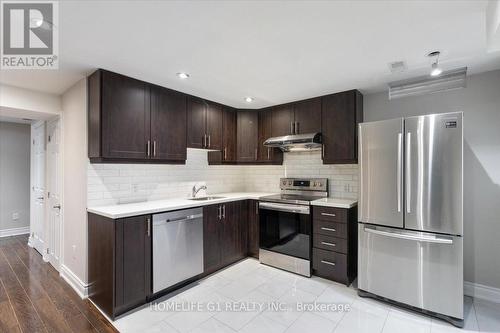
xmin=279 ymin=178 xmax=328 ymax=191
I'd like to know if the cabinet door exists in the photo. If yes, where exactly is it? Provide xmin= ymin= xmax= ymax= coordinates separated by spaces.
xmin=150 ymin=86 xmax=187 ymax=161
xmin=115 ymin=215 xmax=151 ymax=313
xmin=102 ymin=71 xmax=150 ymax=159
xmin=222 ymin=108 xmax=237 ymax=162
xmin=322 ymin=90 xmax=363 ymax=164
xmin=294 ymin=97 xmax=321 ymax=134
xmin=258 ymin=109 xmax=273 ymax=161
xmin=206 ymin=102 xmax=223 ymax=150
xmin=247 ymin=200 xmax=259 ymax=258
xmin=203 ymin=204 xmax=221 ymax=271
xmin=187 ymin=97 xmax=207 ymax=149
xmin=221 ymin=202 xmax=241 ymax=265
xmin=237 ymin=110 xmax=258 ymax=162
xmin=272 ymin=105 xmax=294 ymax=137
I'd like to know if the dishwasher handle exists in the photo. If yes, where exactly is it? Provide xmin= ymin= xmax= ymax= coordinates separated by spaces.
xmin=153 ymin=213 xmax=203 ymax=226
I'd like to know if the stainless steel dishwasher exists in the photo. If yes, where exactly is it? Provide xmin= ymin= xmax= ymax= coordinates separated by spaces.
xmin=153 ymin=207 xmax=204 ymax=293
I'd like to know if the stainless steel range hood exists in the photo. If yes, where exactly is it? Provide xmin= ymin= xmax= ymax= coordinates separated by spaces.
xmin=263 ymin=133 xmax=322 ymax=152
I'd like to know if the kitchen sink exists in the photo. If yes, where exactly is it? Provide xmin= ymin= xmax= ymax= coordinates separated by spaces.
xmin=188 ymin=196 xmax=226 ymax=201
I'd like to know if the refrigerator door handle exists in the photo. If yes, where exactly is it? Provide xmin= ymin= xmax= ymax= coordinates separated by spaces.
xmin=363 ymin=225 xmax=453 ymax=244
xmin=405 ymin=132 xmax=411 ymax=213
xmin=397 ymin=132 xmax=402 ymax=212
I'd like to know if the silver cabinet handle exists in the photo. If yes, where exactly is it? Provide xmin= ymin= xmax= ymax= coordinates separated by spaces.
xmin=255 ymin=148 xmax=258 ymax=161
xmin=290 ymin=122 xmax=294 ymax=135
xmin=217 ymin=205 xmax=222 ymax=220
xmin=224 ymin=148 xmax=227 ymax=160
xmin=53 ymin=204 xmax=61 ymax=209
xmin=37 ymin=197 xmax=44 ymax=200
xmin=321 ymin=213 xmax=336 ymax=217
xmin=267 ymin=148 xmax=270 ymax=160
xmin=295 ymin=121 xmax=299 ymax=134
xmin=208 ymin=135 xmax=211 ymax=148
xmin=222 ymin=205 xmax=226 ymax=219
xmin=406 ymin=132 xmax=411 ymax=213
xmin=397 ymin=132 xmax=402 ymax=212
xmin=321 ymin=227 xmax=336 ymax=232
xmin=203 ymin=134 xmax=207 ymax=148
xmin=147 ymin=140 xmax=151 ymax=157
xmin=255 ymin=202 xmax=258 ymax=215
xmin=321 ymin=260 xmax=336 ymax=266
xmin=321 ymin=241 xmax=336 ymax=247
xmin=153 ymin=140 xmax=157 ymax=157
xmin=147 ymin=217 xmax=151 ymax=237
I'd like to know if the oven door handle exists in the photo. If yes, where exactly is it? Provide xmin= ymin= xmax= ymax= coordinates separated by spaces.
xmin=259 ymin=202 xmax=310 ymax=215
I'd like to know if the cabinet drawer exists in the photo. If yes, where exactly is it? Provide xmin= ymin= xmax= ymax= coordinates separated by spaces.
xmin=313 ymin=206 xmax=348 ymax=223
xmin=312 ymin=248 xmax=347 ymax=283
xmin=313 ymin=221 xmax=347 ymax=239
xmin=313 ymin=234 xmax=347 ymax=254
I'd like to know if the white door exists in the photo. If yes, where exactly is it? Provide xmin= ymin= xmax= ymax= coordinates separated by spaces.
xmin=46 ymin=118 xmax=62 ymax=270
xmin=30 ymin=121 xmax=45 ymax=254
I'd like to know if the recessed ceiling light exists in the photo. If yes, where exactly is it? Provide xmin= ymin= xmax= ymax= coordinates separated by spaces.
xmin=245 ymin=97 xmax=254 ymax=103
xmin=177 ymin=72 xmax=189 ymax=79
xmin=428 ymin=51 xmax=442 ymax=77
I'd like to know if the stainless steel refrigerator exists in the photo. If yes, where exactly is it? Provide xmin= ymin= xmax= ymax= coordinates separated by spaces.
xmin=357 ymin=112 xmax=463 ymax=327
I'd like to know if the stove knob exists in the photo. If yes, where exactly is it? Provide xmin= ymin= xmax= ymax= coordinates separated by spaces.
xmin=288 ymin=181 xmax=293 ymax=185
xmin=313 ymin=182 xmax=317 ymax=187
xmin=318 ymin=182 xmax=322 ymax=187
xmin=282 ymin=180 xmax=287 ymax=185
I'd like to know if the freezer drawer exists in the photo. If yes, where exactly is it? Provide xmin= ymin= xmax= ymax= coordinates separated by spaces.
xmin=358 ymin=223 xmax=463 ymax=320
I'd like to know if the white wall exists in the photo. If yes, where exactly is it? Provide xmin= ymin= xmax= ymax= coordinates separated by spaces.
xmin=0 ymin=122 xmax=31 ymax=232
xmin=364 ymin=69 xmax=500 ymax=289
xmin=0 ymin=84 xmax=61 ymax=118
xmin=61 ymin=79 xmax=88 ymax=284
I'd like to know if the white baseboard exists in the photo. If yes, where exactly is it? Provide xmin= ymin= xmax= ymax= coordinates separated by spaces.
xmin=0 ymin=226 xmax=30 ymax=238
xmin=60 ymin=264 xmax=89 ymax=299
xmin=464 ymin=281 xmax=500 ymax=303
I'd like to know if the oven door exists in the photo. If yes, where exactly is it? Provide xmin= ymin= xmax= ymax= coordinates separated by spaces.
xmin=259 ymin=201 xmax=311 ymax=260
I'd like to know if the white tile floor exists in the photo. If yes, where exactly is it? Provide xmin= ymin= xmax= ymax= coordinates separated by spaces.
xmin=113 ymin=258 xmax=500 ymax=333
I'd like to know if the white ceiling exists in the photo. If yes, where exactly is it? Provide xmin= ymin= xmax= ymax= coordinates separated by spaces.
xmin=1 ymin=0 xmax=499 ymax=108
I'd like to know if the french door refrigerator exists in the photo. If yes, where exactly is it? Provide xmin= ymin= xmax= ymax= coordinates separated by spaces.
xmin=358 ymin=112 xmax=463 ymax=327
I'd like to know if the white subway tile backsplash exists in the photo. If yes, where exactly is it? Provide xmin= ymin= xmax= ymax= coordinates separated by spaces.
xmin=87 ymin=149 xmax=358 ymax=207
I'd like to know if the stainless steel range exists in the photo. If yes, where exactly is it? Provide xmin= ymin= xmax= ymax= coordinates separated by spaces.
xmin=259 ymin=178 xmax=328 ymax=277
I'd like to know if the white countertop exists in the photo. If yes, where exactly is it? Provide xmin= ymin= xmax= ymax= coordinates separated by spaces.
xmin=311 ymin=197 xmax=358 ymax=209
xmin=87 ymin=192 xmax=276 ymax=219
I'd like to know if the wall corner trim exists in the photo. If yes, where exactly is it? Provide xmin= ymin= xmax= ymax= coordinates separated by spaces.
xmin=464 ymin=281 xmax=500 ymax=303
xmin=60 ymin=264 xmax=89 ymax=299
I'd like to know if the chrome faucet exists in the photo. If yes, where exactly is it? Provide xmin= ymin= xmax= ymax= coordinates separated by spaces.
xmin=192 ymin=184 xmax=207 ymax=198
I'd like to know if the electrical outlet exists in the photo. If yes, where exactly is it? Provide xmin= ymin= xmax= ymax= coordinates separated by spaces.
xmin=132 ymin=184 xmax=138 ymax=193
xmin=12 ymin=212 xmax=19 ymax=220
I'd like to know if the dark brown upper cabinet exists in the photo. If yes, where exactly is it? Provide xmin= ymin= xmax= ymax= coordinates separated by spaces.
xmin=321 ymin=90 xmax=363 ymax=164
xmin=293 ymin=97 xmax=321 ymax=134
xmin=187 ymin=97 xmax=223 ymax=150
xmin=258 ymin=109 xmax=283 ymax=163
xmin=150 ymin=85 xmax=187 ymax=161
xmin=237 ymin=110 xmax=259 ymax=162
xmin=222 ymin=108 xmax=237 ymax=162
xmin=88 ymin=69 xmax=186 ymax=163
xmin=272 ymin=104 xmax=294 ymax=137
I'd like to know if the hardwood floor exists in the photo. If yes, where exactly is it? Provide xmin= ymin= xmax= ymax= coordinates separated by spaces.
xmin=0 ymin=235 xmax=117 ymax=333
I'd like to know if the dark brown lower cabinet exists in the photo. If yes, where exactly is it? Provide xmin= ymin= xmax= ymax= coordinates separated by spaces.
xmin=312 ymin=206 xmax=357 ymax=286
xmin=88 ymin=213 xmax=152 ymax=319
xmin=203 ymin=201 xmax=247 ymax=273
xmin=247 ymin=200 xmax=259 ymax=258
